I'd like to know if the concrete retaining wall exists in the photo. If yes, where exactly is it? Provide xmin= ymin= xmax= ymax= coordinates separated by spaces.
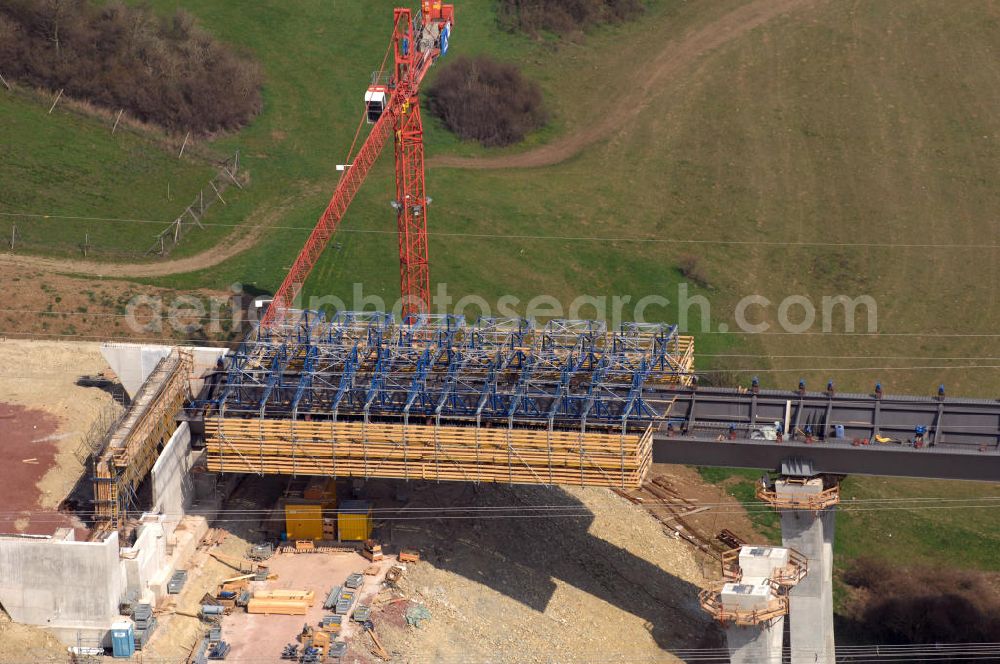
xmin=121 ymin=517 xmax=168 ymax=605
xmin=0 ymin=530 xmax=123 ymax=639
xmin=101 ymin=343 xmax=227 ymax=399
xmin=151 ymin=422 xmax=194 ymax=530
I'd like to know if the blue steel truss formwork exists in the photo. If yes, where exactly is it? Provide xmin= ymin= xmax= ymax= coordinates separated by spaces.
xmin=203 ymin=311 xmax=695 ymax=434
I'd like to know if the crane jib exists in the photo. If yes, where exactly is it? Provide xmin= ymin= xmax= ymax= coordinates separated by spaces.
xmin=261 ymin=4 xmax=455 ymax=328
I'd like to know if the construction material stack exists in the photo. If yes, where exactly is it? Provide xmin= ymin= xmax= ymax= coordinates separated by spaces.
xmin=132 ymin=603 xmax=156 ymax=651
xmin=362 ymin=540 xmax=384 ymax=561
xmin=247 ymin=589 xmax=316 ymax=616
xmin=167 ymin=569 xmax=188 ymax=594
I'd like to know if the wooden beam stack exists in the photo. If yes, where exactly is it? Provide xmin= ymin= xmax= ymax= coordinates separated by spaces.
xmin=205 ymin=418 xmax=653 ymax=488
xmin=246 ymin=589 xmax=315 ymax=616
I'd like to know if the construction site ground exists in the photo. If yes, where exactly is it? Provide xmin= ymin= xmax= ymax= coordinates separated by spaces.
xmin=369 ymin=484 xmax=722 ymax=663
xmin=0 ymin=339 xmax=120 ymax=535
xmin=134 ymin=473 xmax=729 ymax=664
xmin=0 ymin=339 xmax=754 ymax=662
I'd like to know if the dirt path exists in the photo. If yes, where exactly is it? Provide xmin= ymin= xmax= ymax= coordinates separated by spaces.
xmin=430 ymin=0 xmax=816 ymax=170
xmin=0 ymin=183 xmax=319 ymax=279
xmin=0 ymin=0 xmax=812 ymax=279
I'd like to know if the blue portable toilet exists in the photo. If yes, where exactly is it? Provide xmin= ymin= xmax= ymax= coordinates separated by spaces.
xmin=834 ymin=424 xmax=845 ymax=439
xmin=111 ymin=620 xmax=135 ymax=658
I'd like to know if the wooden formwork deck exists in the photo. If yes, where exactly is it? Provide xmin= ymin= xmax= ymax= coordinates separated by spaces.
xmin=205 ymin=418 xmax=654 ymax=488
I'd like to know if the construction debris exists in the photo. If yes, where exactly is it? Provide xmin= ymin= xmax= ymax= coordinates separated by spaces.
xmin=384 ymin=565 xmax=405 ymax=587
xmin=209 ymin=551 xmax=261 ymax=574
xmin=362 ymin=539 xmax=384 ymax=562
xmin=404 ymin=604 xmax=431 ymax=628
xmin=367 ymin=626 xmax=390 ymax=661
xmin=398 ymin=549 xmax=420 ymax=563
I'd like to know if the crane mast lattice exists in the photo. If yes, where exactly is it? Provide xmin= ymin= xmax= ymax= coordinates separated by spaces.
xmin=261 ymin=3 xmax=454 ymax=328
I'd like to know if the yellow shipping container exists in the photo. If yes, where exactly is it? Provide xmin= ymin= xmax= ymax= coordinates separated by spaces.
xmin=285 ymin=502 xmax=323 ymax=541
xmin=337 ymin=500 xmax=373 ymax=541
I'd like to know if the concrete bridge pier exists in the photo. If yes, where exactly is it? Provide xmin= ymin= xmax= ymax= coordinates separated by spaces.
xmin=700 ymin=545 xmax=808 ymax=664
xmin=759 ymin=475 xmax=840 ymax=664
xmin=723 ymin=620 xmax=785 ymax=664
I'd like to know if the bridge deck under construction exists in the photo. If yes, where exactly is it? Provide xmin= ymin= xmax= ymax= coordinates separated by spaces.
xmin=198 ymin=310 xmax=694 ymax=488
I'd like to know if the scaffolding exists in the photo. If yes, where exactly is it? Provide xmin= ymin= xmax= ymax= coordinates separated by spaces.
xmin=93 ymin=349 xmax=192 ymax=532
xmin=700 ymin=545 xmax=807 ymax=627
xmin=200 ymin=311 xmax=694 ymax=488
xmin=756 ymin=475 xmax=842 ymax=511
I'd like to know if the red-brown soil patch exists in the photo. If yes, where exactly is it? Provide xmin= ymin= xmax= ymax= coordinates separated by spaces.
xmin=0 ymin=403 xmax=79 ymax=536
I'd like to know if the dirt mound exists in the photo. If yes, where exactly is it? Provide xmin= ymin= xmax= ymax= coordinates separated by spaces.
xmin=371 ymin=482 xmax=720 ymax=661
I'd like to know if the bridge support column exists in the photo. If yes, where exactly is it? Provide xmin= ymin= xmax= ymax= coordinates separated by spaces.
xmin=760 ymin=475 xmax=840 ymax=664
xmin=723 ymin=620 xmax=784 ymax=664
xmin=700 ymin=545 xmax=807 ymax=664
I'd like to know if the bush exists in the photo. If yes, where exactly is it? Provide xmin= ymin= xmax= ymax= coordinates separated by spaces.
xmin=498 ymin=0 xmax=645 ymax=36
xmin=427 ymin=55 xmax=547 ymax=147
xmin=678 ymin=254 xmax=711 ymax=288
xmin=0 ymin=0 xmax=262 ymax=135
xmin=841 ymin=558 xmax=1000 ymax=643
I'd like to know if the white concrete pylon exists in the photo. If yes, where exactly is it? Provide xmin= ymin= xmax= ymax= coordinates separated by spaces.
xmin=771 ymin=476 xmax=838 ymax=664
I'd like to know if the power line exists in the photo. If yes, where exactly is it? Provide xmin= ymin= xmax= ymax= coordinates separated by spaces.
xmin=8 ymin=314 xmax=1000 ymax=361
xmin=2 ymin=210 xmax=999 ymax=249
xmin=8 ymin=499 xmax=1000 ymax=524
xmin=16 ymin=643 xmax=1000 ymax=663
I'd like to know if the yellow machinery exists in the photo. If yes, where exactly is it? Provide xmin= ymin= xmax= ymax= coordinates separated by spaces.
xmin=285 ymin=478 xmax=338 ymax=540
xmin=285 ymin=502 xmax=324 ymax=541
xmin=337 ymin=500 xmax=373 ymax=541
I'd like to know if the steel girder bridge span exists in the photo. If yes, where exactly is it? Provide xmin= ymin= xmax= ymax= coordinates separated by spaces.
xmin=191 ymin=309 xmax=1000 ymax=487
xmin=650 ymin=384 xmax=1000 ymax=482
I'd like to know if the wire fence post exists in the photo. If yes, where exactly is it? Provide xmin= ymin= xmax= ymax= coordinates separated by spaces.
xmin=48 ymin=88 xmax=64 ymax=114
xmin=147 ymin=151 xmax=245 ymax=256
xmin=178 ymin=131 xmax=191 ymax=158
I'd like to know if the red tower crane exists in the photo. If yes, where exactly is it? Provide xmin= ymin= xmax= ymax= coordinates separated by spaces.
xmin=261 ymin=3 xmax=454 ymax=328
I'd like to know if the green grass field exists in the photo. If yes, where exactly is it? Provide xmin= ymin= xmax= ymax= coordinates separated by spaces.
xmin=0 ymin=90 xmax=220 ymax=256
xmin=698 ymin=467 xmax=1000 ymax=572
xmin=2 ymin=0 xmax=998 ymax=580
